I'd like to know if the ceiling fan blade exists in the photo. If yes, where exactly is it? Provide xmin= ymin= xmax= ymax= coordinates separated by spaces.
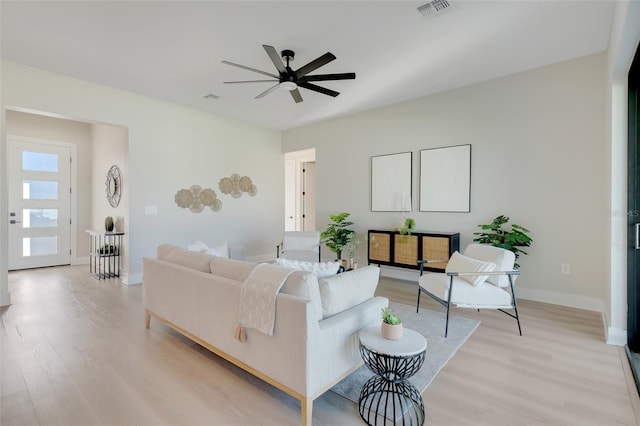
xmin=301 ymin=72 xmax=356 ymax=82
xmin=255 ymin=83 xmax=281 ymax=99
xmin=221 ymin=60 xmax=278 ymax=79
xmin=290 ymin=88 xmax=303 ymax=103
xmin=263 ymin=45 xmax=287 ymax=74
xmin=298 ymin=82 xmax=340 ymax=97
xmin=295 ymin=52 xmax=336 ymax=78
xmin=223 ymin=80 xmax=278 ymax=84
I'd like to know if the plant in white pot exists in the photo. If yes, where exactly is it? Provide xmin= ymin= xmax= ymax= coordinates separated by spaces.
xmin=381 ymin=307 xmax=403 ymax=340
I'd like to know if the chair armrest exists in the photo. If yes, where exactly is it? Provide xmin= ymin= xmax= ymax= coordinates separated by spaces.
xmin=446 ymin=270 xmax=520 ymax=277
xmin=418 ymin=259 xmax=448 ymax=275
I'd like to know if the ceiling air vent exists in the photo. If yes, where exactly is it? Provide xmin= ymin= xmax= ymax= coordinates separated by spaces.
xmin=417 ymin=0 xmax=455 ymax=18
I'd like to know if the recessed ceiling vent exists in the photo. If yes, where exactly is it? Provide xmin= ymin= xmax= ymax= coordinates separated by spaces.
xmin=417 ymin=0 xmax=455 ymax=18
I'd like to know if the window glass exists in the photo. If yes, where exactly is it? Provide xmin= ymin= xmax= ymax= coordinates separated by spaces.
xmin=23 ymin=180 xmax=58 ymax=200
xmin=22 ymin=209 xmax=58 ymax=228
xmin=23 ymin=151 xmax=58 ymax=172
xmin=23 ymin=236 xmax=58 ymax=256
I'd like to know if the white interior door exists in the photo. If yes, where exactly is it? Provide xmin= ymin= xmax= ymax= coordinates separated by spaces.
xmin=284 ymin=159 xmax=296 ymax=231
xmin=8 ymin=138 xmax=71 ymax=270
xmin=302 ymin=162 xmax=316 ymax=231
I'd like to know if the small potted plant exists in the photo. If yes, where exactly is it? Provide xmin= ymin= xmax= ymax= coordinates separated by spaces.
xmin=381 ymin=307 xmax=403 ymax=340
xmin=397 ymin=217 xmax=416 ymax=243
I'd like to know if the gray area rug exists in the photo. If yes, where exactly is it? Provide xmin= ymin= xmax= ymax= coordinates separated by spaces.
xmin=330 ymin=301 xmax=480 ymax=402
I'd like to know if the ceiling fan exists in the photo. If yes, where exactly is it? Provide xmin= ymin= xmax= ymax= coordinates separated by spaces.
xmin=222 ymin=45 xmax=356 ymax=103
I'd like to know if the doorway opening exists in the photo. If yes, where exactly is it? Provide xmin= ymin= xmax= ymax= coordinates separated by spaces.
xmin=5 ymin=108 xmax=130 ymax=278
xmin=284 ymin=148 xmax=316 ymax=231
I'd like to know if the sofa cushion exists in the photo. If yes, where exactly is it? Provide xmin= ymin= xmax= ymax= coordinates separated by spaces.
xmin=280 ymin=271 xmax=323 ymax=322
xmin=210 ymin=257 xmax=258 ymax=282
xmin=275 ymin=258 xmax=340 ymax=278
xmin=445 ymin=251 xmax=496 ymax=286
xmin=318 ymin=265 xmax=380 ymax=318
xmin=158 ymin=244 xmax=215 ymax=273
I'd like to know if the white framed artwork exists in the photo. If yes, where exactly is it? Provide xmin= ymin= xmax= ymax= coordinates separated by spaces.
xmin=371 ymin=152 xmax=412 ymax=212
xmin=420 ymin=144 xmax=471 ymax=212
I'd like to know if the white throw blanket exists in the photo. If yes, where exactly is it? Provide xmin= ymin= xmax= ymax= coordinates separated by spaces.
xmin=235 ymin=263 xmax=295 ymax=342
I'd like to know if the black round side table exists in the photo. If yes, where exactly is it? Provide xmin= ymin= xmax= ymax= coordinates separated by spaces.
xmin=358 ymin=326 xmax=427 ymax=426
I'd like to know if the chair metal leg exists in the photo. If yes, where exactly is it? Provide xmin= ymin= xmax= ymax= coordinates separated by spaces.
xmin=509 ymin=276 xmax=522 ymax=336
xmin=445 ymin=276 xmax=454 ymax=338
xmin=416 ymin=287 xmax=422 ymax=313
xmin=497 ymin=274 xmax=523 ymax=336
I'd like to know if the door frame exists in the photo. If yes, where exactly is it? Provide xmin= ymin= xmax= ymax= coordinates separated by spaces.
xmin=628 ymin=43 xmax=640 ymax=351
xmin=7 ymin=135 xmax=78 ymax=269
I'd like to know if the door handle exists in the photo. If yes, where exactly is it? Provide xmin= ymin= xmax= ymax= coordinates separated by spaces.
xmin=9 ymin=220 xmax=22 ymax=224
xmin=636 ymin=223 xmax=640 ymax=250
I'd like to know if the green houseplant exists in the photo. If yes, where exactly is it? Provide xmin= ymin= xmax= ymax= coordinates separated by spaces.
xmin=398 ymin=217 xmax=416 ymax=236
xmin=320 ymin=212 xmax=355 ymax=260
xmin=381 ymin=307 xmax=403 ymax=340
xmin=473 ymin=215 xmax=532 ymax=269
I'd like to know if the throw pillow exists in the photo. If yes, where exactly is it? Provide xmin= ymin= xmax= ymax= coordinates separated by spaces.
xmin=445 ymin=251 xmax=496 ymax=286
xmin=206 ymin=242 xmax=229 ymax=258
xmin=275 ymin=258 xmax=340 ymax=278
xmin=280 ymin=271 xmax=323 ymax=322
xmin=187 ymin=240 xmax=208 ymax=252
xmin=187 ymin=241 xmax=229 ymax=258
xmin=318 ymin=265 xmax=380 ymax=318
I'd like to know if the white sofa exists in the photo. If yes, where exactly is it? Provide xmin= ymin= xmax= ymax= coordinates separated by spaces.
xmin=143 ymin=244 xmax=388 ymax=426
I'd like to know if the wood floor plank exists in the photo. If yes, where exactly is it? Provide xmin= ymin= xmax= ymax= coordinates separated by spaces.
xmin=1 ymin=265 xmax=638 ymax=425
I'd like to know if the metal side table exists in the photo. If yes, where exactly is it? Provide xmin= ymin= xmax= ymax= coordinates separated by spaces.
xmin=87 ymin=230 xmax=124 ymax=279
xmin=358 ymin=326 xmax=427 ymax=426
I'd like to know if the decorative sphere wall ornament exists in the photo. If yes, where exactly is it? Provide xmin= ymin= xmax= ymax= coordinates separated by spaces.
xmin=174 ymin=185 xmax=222 ymax=213
xmin=105 ymin=165 xmax=122 ymax=207
xmin=219 ymin=173 xmax=257 ymax=198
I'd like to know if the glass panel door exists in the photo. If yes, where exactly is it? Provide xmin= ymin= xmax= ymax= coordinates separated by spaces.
xmin=7 ymin=138 xmax=71 ymax=270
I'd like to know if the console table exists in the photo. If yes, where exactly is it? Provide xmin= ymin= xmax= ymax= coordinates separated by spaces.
xmin=87 ymin=230 xmax=124 ymax=279
xmin=368 ymin=229 xmax=459 ymax=272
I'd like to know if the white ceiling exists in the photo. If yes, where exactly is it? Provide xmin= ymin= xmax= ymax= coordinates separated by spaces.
xmin=1 ymin=1 xmax=615 ymax=131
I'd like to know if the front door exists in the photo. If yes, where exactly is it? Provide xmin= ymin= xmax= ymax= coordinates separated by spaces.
xmin=7 ymin=137 xmax=71 ymax=270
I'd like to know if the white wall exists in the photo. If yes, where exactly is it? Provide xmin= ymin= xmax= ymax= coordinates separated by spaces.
xmin=91 ymin=123 xmax=129 ymax=275
xmin=1 ymin=61 xmax=283 ymax=287
xmin=283 ymin=53 xmax=607 ymax=313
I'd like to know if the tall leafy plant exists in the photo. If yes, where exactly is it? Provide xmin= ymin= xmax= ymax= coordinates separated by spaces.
xmin=321 ymin=212 xmax=355 ymax=260
xmin=473 ymin=215 xmax=532 ymax=269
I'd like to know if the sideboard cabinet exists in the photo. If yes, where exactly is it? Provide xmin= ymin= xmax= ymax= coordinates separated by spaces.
xmin=368 ymin=229 xmax=460 ymax=273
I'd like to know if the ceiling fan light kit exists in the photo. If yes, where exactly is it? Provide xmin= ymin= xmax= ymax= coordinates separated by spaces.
xmin=280 ymin=81 xmax=297 ymax=91
xmin=222 ymin=44 xmax=356 ymax=103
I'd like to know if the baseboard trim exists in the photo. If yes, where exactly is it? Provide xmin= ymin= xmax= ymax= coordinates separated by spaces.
xmin=0 ymin=291 xmax=11 ymax=307
xmin=123 ymin=272 xmax=142 ymax=285
xmin=71 ymin=256 xmax=89 ymax=265
xmin=511 ymin=287 xmax=605 ymax=313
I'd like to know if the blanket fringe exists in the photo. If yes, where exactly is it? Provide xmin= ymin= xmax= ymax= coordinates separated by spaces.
xmin=234 ymin=324 xmax=247 ymax=342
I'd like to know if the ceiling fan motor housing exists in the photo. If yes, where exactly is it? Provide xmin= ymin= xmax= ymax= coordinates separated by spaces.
xmin=281 ymin=49 xmax=295 ymax=62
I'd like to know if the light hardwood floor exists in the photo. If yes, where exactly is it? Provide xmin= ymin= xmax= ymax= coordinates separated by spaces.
xmin=1 ymin=265 xmax=639 ymax=426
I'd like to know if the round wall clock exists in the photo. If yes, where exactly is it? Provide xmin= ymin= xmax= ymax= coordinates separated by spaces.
xmin=105 ymin=165 xmax=122 ymax=207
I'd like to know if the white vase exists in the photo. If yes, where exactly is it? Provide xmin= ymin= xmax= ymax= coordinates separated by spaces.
xmin=381 ymin=322 xmax=403 ymax=340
